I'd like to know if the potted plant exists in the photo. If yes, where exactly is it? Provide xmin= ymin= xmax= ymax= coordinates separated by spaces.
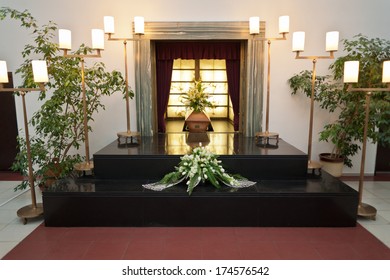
xmin=288 ymin=70 xmax=348 ymax=176
xmin=1 ymin=8 xmax=127 ymax=190
xmin=288 ymin=34 xmax=390 ymax=176
xmin=181 ymin=79 xmax=214 ymax=132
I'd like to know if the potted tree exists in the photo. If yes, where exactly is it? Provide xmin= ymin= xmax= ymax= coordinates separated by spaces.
xmin=288 ymin=34 xmax=390 ymax=176
xmin=1 ymin=8 xmax=127 ymax=190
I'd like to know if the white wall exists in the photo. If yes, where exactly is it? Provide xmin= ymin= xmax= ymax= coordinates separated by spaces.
xmin=1 ymin=0 xmax=389 ymax=174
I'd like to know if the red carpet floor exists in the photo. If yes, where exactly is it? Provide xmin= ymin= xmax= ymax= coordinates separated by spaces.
xmin=0 ymin=171 xmax=24 ymax=181
xmin=3 ymin=223 xmax=390 ymax=260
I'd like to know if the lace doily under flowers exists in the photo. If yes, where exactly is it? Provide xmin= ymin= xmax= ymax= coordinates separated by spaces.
xmin=142 ymin=146 xmax=256 ymax=195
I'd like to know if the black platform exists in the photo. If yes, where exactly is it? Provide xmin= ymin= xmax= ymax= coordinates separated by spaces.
xmin=43 ymin=172 xmax=358 ymax=227
xmin=42 ymin=133 xmax=359 ymax=227
xmin=93 ymin=133 xmax=308 ymax=180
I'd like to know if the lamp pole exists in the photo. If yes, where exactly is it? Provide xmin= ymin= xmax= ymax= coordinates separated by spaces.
xmin=104 ymin=16 xmax=144 ymax=144
xmin=250 ymin=16 xmax=289 ymax=146
xmin=59 ymin=29 xmax=104 ymax=172
xmin=0 ymin=60 xmax=48 ymax=224
xmin=292 ymin=31 xmax=339 ymax=173
xmin=343 ymin=60 xmax=390 ymax=220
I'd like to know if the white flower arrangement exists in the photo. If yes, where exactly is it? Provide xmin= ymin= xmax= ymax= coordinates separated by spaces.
xmin=180 ymin=79 xmax=215 ymax=113
xmin=143 ymin=146 xmax=256 ymax=195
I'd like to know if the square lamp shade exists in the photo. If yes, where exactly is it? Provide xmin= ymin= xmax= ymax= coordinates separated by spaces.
xmin=104 ymin=16 xmax=115 ymax=34
xmin=32 ymin=60 xmax=49 ymax=83
xmin=249 ymin=17 xmax=260 ymax=35
xmin=326 ymin=31 xmax=339 ymax=51
xmin=0 ymin=60 xmax=9 ymax=83
xmin=92 ymin=29 xmax=105 ymax=50
xmin=382 ymin=61 xmax=390 ymax=83
xmin=279 ymin=15 xmax=289 ymax=34
xmin=59 ymin=29 xmax=72 ymax=50
xmin=134 ymin=16 xmax=144 ymax=35
xmin=292 ymin=31 xmax=305 ymax=52
xmin=343 ymin=61 xmax=360 ymax=83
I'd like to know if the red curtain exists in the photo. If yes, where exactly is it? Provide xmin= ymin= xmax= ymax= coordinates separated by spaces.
xmin=155 ymin=41 xmax=241 ymax=132
xmin=226 ymin=59 xmax=240 ymax=130
xmin=156 ymin=59 xmax=174 ymax=133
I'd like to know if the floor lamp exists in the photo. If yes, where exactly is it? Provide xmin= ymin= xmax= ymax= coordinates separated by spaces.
xmin=58 ymin=28 xmax=104 ymax=172
xmin=292 ymin=31 xmax=339 ymax=173
xmin=0 ymin=60 xmax=48 ymax=224
xmin=343 ymin=60 xmax=390 ymax=220
xmin=103 ymin=16 xmax=144 ymax=145
xmin=250 ymin=16 xmax=290 ymax=146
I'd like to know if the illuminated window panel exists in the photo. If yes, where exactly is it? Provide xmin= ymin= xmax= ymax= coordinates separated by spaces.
xmin=168 ymin=59 xmax=232 ymax=120
xmin=210 ymin=83 xmax=228 ymax=94
xmin=201 ymin=82 xmax=228 ymax=94
xmin=205 ymin=106 xmax=229 ymax=118
xmin=170 ymin=82 xmax=193 ymax=93
xmin=200 ymin=70 xmax=227 ymax=82
xmin=210 ymin=95 xmax=229 ymax=106
xmin=200 ymin=59 xmax=226 ymax=69
xmin=166 ymin=106 xmax=186 ymax=118
xmin=167 ymin=95 xmax=183 ymax=106
xmin=173 ymin=59 xmax=195 ymax=69
xmin=171 ymin=70 xmax=195 ymax=82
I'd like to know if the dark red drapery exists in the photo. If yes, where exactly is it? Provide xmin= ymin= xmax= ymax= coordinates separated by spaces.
xmin=155 ymin=41 xmax=241 ymax=132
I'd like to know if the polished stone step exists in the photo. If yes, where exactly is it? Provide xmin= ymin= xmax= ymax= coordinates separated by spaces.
xmin=93 ymin=133 xmax=308 ymax=180
xmin=42 ymin=171 xmax=358 ymax=227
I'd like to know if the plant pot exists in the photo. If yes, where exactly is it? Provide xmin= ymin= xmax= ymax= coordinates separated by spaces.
xmin=319 ymin=153 xmax=344 ymax=177
xmin=44 ymin=158 xmax=62 ymax=187
xmin=185 ymin=111 xmax=211 ymax=133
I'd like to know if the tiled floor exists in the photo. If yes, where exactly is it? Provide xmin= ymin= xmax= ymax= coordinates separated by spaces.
xmin=345 ymin=180 xmax=390 ymax=247
xmin=0 ymin=181 xmax=43 ymax=258
xmin=0 ymin=178 xmax=390 ymax=259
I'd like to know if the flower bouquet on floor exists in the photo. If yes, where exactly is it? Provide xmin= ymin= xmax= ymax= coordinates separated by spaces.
xmin=142 ymin=146 xmax=256 ymax=195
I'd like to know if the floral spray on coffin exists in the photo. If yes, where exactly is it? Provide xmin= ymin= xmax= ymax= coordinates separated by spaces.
xmin=181 ymin=79 xmax=214 ymax=132
xmin=143 ymin=145 xmax=256 ymax=195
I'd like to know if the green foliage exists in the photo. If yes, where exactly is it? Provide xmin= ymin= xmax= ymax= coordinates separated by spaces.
xmin=288 ymin=34 xmax=390 ymax=167
xmin=180 ymin=79 xmax=215 ymax=112
xmin=11 ymin=136 xmax=82 ymax=191
xmin=330 ymin=34 xmax=390 ymax=147
xmin=1 ymin=7 xmax=128 ymax=190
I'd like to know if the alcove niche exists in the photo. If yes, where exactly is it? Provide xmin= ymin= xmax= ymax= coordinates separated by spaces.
xmin=134 ymin=21 xmax=265 ymax=136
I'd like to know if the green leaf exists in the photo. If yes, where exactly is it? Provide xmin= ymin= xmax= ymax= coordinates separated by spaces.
xmin=187 ymin=175 xmax=201 ymax=195
xmin=205 ymin=168 xmax=220 ymax=189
